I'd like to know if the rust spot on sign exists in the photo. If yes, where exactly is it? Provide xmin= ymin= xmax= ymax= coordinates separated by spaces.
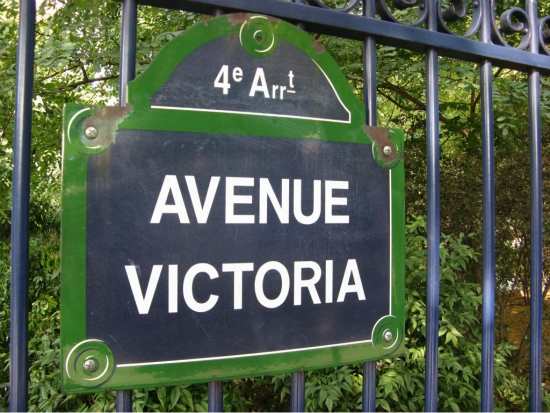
xmin=228 ymin=12 xmax=281 ymax=26
xmin=228 ymin=13 xmax=250 ymax=26
xmin=312 ymin=38 xmax=325 ymax=54
xmin=83 ymin=105 xmax=133 ymax=148
xmin=363 ymin=125 xmax=400 ymax=165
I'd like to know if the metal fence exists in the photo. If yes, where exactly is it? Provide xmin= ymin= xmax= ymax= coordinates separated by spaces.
xmin=10 ymin=0 xmax=549 ymax=411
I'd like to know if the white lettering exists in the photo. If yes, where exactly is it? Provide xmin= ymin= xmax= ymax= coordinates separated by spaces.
xmin=150 ymin=176 xmax=350 ymax=225
xmin=272 ymin=84 xmax=279 ymax=98
xmin=185 ymin=176 xmax=220 ymax=224
xmin=337 ymin=259 xmax=366 ymax=302
xmin=255 ymin=261 xmax=290 ymax=308
xmin=214 ymin=65 xmax=231 ymax=94
xmin=325 ymin=260 xmax=333 ymax=304
xmin=183 ymin=263 xmax=219 ymax=312
xmin=293 ymin=179 xmax=322 ymax=225
xmin=126 ymin=258 xmax=365 ymax=313
xmin=249 ymin=68 xmax=270 ymax=98
xmin=125 ymin=265 xmax=162 ymax=315
xmin=232 ymin=67 xmax=243 ymax=82
xmin=325 ymin=180 xmax=349 ymax=224
xmin=294 ymin=261 xmax=322 ymax=305
xmin=150 ymin=175 xmax=190 ymax=224
xmin=168 ymin=264 xmax=178 ymax=313
xmin=259 ymin=178 xmax=289 ymax=224
xmin=226 ymin=177 xmax=255 ymax=224
xmin=223 ymin=263 xmax=254 ymax=310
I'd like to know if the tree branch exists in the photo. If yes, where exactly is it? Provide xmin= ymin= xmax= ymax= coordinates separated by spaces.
xmin=37 ymin=74 xmax=119 ymax=95
xmin=379 ymin=81 xmax=470 ymax=139
xmin=80 ymin=64 xmax=89 ymax=83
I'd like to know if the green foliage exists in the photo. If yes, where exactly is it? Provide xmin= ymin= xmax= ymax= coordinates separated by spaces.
xmin=305 ymin=366 xmax=362 ymax=412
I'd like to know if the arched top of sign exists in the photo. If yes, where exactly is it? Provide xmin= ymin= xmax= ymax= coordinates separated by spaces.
xmin=126 ymin=14 xmax=363 ymax=126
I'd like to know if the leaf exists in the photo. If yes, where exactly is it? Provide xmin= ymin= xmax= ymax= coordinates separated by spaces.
xmin=378 ymin=398 xmax=391 ymax=412
xmin=170 ymin=387 xmax=181 ymax=409
xmin=448 ymin=401 xmax=460 ymax=412
xmin=326 ymin=396 xmax=333 ymax=412
xmin=182 ymin=388 xmax=194 ymax=409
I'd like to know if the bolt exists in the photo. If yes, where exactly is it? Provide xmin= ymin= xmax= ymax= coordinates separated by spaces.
xmin=85 ymin=126 xmax=98 ymax=140
xmin=523 ymin=28 xmax=529 ymax=35
xmin=383 ymin=145 xmax=393 ymax=156
xmin=383 ymin=330 xmax=393 ymax=342
xmin=472 ymin=1 xmax=479 ymax=7
xmin=83 ymin=359 xmax=98 ymax=373
xmin=419 ymin=3 xmax=425 ymax=10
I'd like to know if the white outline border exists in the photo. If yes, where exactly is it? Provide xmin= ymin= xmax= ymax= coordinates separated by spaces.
xmin=116 ymin=164 xmax=394 ymax=369
xmin=150 ymin=105 xmax=351 ymax=124
xmin=118 ymin=337 xmax=373 ymax=368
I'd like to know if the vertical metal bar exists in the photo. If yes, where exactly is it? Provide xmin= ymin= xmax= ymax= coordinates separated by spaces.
xmin=206 ymin=8 xmax=226 ymax=410
xmin=479 ymin=60 xmax=495 ymax=413
xmin=208 ymin=8 xmax=226 ymax=411
xmin=362 ymin=0 xmax=377 ymax=409
xmin=294 ymin=0 xmax=306 ymax=31
xmin=291 ymin=370 xmax=305 ymax=412
xmin=424 ymin=0 xmax=440 ymax=410
xmin=527 ymin=0 xmax=542 ymax=410
xmin=362 ymin=18 xmax=376 ymax=125
xmin=117 ymin=0 xmax=137 ymax=410
xmin=119 ymin=0 xmax=137 ymax=106
xmin=528 ymin=59 xmax=543 ymax=413
xmin=10 ymin=1 xmax=36 ymax=411
xmin=290 ymin=3 xmax=306 ymax=411
xmin=362 ymin=363 xmax=376 ymax=411
xmin=116 ymin=390 xmax=132 ymax=412
xmin=479 ymin=0 xmax=495 ymax=409
xmin=208 ymin=380 xmax=224 ymax=412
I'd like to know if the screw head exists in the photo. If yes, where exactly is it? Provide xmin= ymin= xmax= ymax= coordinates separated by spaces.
xmin=83 ymin=359 xmax=98 ymax=373
xmin=472 ymin=1 xmax=479 ymax=7
xmin=85 ymin=126 xmax=98 ymax=140
xmin=383 ymin=145 xmax=393 ymax=156
xmin=419 ymin=3 xmax=425 ymax=10
xmin=383 ymin=330 xmax=393 ymax=342
xmin=523 ymin=28 xmax=529 ymax=35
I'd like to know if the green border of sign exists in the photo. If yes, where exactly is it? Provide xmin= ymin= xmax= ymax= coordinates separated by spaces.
xmin=61 ymin=13 xmax=405 ymax=393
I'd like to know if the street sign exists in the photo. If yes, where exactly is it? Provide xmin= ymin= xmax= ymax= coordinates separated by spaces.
xmin=61 ymin=13 xmax=405 ymax=393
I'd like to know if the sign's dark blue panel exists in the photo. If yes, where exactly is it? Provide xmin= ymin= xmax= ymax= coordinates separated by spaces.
xmin=86 ymin=131 xmax=390 ymax=365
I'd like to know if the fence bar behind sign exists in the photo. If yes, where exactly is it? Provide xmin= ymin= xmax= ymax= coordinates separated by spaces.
xmin=10 ymin=1 xmax=36 ymax=411
xmin=291 ymin=2 xmax=306 ymax=411
xmin=424 ymin=1 xmax=440 ymax=412
xmin=209 ymin=8 xmax=224 ymax=412
xmin=362 ymin=362 xmax=376 ymax=411
xmin=119 ymin=0 xmax=137 ymax=105
xmin=208 ymin=381 xmax=224 ymax=412
xmin=116 ymin=389 xmax=132 ymax=412
xmin=424 ymin=0 xmax=441 ymax=410
xmin=527 ymin=0 xmax=543 ymax=410
xmin=117 ymin=0 xmax=138 ymax=410
xmin=362 ymin=0 xmax=378 ymax=409
xmin=479 ymin=0 xmax=496 ymax=409
xmin=291 ymin=370 xmax=305 ymax=412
